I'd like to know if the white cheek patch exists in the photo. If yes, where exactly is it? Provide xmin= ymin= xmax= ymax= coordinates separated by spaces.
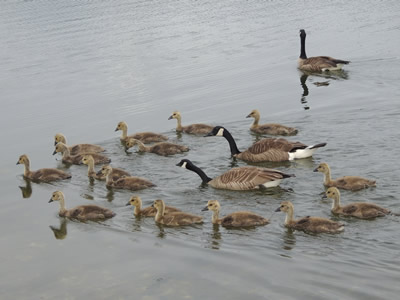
xmin=181 ymin=162 xmax=187 ymax=169
xmin=216 ymin=128 xmax=224 ymax=136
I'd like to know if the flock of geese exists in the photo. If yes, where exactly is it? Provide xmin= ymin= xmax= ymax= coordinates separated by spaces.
xmin=16 ymin=30 xmax=395 ymax=234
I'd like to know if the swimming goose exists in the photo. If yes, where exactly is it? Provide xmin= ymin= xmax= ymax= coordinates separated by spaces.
xmin=246 ymin=109 xmax=298 ymax=136
xmin=202 ymin=200 xmax=269 ymax=227
xmin=176 ymin=159 xmax=294 ymax=190
xmin=298 ymin=29 xmax=350 ymax=72
xmin=205 ymin=126 xmax=326 ymax=162
xmin=168 ymin=111 xmax=214 ymax=135
xmin=125 ymin=196 xmax=181 ymax=217
xmin=313 ymin=163 xmax=376 ymax=191
xmin=53 ymin=142 xmax=110 ymax=165
xmin=324 ymin=187 xmax=390 ymax=219
xmin=49 ymin=191 xmax=115 ymax=221
xmin=17 ymin=154 xmax=71 ymax=182
xmin=81 ymin=155 xmax=130 ymax=180
xmin=125 ymin=138 xmax=189 ymax=156
xmin=54 ymin=133 xmax=104 ymax=155
xmin=115 ymin=121 xmax=168 ymax=143
xmin=275 ymin=201 xmax=344 ymax=234
xmin=101 ymin=165 xmax=155 ymax=191
xmin=152 ymin=199 xmax=203 ymax=226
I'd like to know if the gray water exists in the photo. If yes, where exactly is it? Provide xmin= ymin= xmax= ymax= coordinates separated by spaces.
xmin=1 ymin=0 xmax=400 ymax=299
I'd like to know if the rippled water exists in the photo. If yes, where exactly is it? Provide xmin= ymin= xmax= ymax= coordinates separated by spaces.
xmin=1 ymin=0 xmax=400 ymax=299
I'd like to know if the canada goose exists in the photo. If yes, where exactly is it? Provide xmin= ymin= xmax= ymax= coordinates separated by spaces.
xmin=16 ymin=154 xmax=71 ymax=182
xmin=246 ymin=110 xmax=298 ymax=136
xmin=275 ymin=201 xmax=344 ymax=234
xmin=115 ymin=121 xmax=168 ymax=143
xmin=205 ymin=126 xmax=326 ymax=162
xmin=298 ymin=29 xmax=350 ymax=72
xmin=324 ymin=187 xmax=390 ymax=219
xmin=168 ymin=111 xmax=214 ymax=135
xmin=125 ymin=196 xmax=181 ymax=217
xmin=48 ymin=191 xmax=115 ymax=221
xmin=176 ymin=159 xmax=294 ymax=190
xmin=81 ymin=155 xmax=130 ymax=180
xmin=101 ymin=165 xmax=155 ymax=191
xmin=313 ymin=163 xmax=376 ymax=191
xmin=152 ymin=199 xmax=203 ymax=226
xmin=54 ymin=133 xmax=104 ymax=155
xmin=53 ymin=142 xmax=110 ymax=165
xmin=202 ymin=200 xmax=269 ymax=227
xmin=125 ymin=138 xmax=189 ymax=156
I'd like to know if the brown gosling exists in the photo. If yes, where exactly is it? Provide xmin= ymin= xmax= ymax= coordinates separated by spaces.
xmin=49 ymin=191 xmax=115 ymax=221
xmin=54 ymin=133 xmax=104 ymax=155
xmin=101 ymin=165 xmax=155 ymax=191
xmin=275 ymin=201 xmax=344 ymax=234
xmin=168 ymin=111 xmax=214 ymax=135
xmin=81 ymin=155 xmax=130 ymax=180
xmin=246 ymin=109 xmax=298 ymax=136
xmin=125 ymin=138 xmax=189 ymax=156
xmin=115 ymin=121 xmax=168 ymax=143
xmin=324 ymin=187 xmax=390 ymax=219
xmin=152 ymin=199 xmax=203 ymax=226
xmin=202 ymin=200 xmax=269 ymax=227
xmin=314 ymin=163 xmax=376 ymax=191
xmin=125 ymin=196 xmax=181 ymax=217
xmin=17 ymin=154 xmax=71 ymax=182
xmin=53 ymin=142 xmax=110 ymax=165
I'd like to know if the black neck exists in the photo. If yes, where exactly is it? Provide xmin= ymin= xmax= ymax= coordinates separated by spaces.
xmin=300 ymin=34 xmax=307 ymax=59
xmin=222 ymin=129 xmax=241 ymax=156
xmin=187 ymin=163 xmax=212 ymax=183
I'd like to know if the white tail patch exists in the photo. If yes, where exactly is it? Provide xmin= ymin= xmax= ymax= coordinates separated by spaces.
xmin=261 ymin=179 xmax=282 ymax=188
xmin=216 ymin=128 xmax=224 ymax=136
xmin=290 ymin=147 xmax=319 ymax=159
xmin=181 ymin=162 xmax=187 ymax=169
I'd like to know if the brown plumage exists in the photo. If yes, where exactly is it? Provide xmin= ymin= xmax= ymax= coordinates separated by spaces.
xmin=314 ymin=163 xmax=376 ymax=191
xmin=54 ymin=133 xmax=104 ymax=155
xmin=126 ymin=196 xmax=181 ymax=217
xmin=115 ymin=121 xmax=168 ymax=143
xmin=275 ymin=201 xmax=344 ymax=234
xmin=246 ymin=109 xmax=298 ymax=136
xmin=152 ymin=199 xmax=203 ymax=226
xmin=49 ymin=191 xmax=115 ymax=221
xmin=101 ymin=165 xmax=155 ymax=191
xmin=324 ymin=187 xmax=390 ymax=219
xmin=202 ymin=200 xmax=269 ymax=227
xmin=168 ymin=111 xmax=214 ymax=135
xmin=125 ymin=138 xmax=189 ymax=156
xmin=53 ymin=142 xmax=110 ymax=165
xmin=17 ymin=154 xmax=71 ymax=182
xmin=81 ymin=155 xmax=130 ymax=180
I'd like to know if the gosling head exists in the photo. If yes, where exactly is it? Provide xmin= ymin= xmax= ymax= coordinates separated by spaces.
xmin=313 ymin=163 xmax=330 ymax=173
xmin=54 ymin=133 xmax=66 ymax=146
xmin=115 ymin=121 xmax=127 ymax=132
xmin=101 ymin=165 xmax=113 ymax=176
xmin=323 ymin=187 xmax=341 ymax=200
xmin=81 ymin=154 xmax=94 ymax=165
xmin=168 ymin=111 xmax=181 ymax=120
xmin=202 ymin=200 xmax=221 ymax=212
xmin=126 ymin=195 xmax=141 ymax=207
xmin=53 ymin=142 xmax=67 ymax=155
xmin=246 ymin=109 xmax=260 ymax=119
xmin=125 ymin=138 xmax=139 ymax=150
xmin=275 ymin=201 xmax=294 ymax=213
xmin=16 ymin=154 xmax=29 ymax=165
xmin=49 ymin=191 xmax=65 ymax=203
xmin=152 ymin=199 xmax=164 ymax=211
xmin=204 ymin=126 xmax=225 ymax=137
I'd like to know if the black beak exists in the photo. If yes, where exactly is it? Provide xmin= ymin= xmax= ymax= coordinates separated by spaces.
xmin=168 ymin=115 xmax=173 ymax=120
xmin=48 ymin=199 xmax=53 ymax=203
xmin=201 ymin=206 xmax=209 ymax=211
xmin=175 ymin=162 xmax=181 ymax=166
xmin=54 ymin=141 xmax=58 ymax=146
xmin=246 ymin=114 xmax=252 ymax=118
xmin=125 ymin=202 xmax=131 ymax=206
xmin=16 ymin=161 xmax=19 ymax=165
xmin=322 ymin=194 xmax=328 ymax=199
xmin=204 ymin=131 xmax=214 ymax=137
xmin=52 ymin=150 xmax=57 ymax=155
xmin=114 ymin=128 xmax=118 ymax=132
xmin=275 ymin=207 xmax=281 ymax=212
xmin=313 ymin=167 xmax=319 ymax=172
xmin=151 ymin=204 xmax=154 ymax=208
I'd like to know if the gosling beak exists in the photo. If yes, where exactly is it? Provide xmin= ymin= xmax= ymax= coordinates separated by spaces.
xmin=201 ymin=206 xmax=209 ymax=211
xmin=16 ymin=161 xmax=20 ymax=165
xmin=52 ymin=150 xmax=57 ymax=155
xmin=114 ymin=128 xmax=118 ymax=132
xmin=54 ymin=141 xmax=58 ymax=146
xmin=322 ymin=194 xmax=328 ymax=199
xmin=125 ymin=201 xmax=131 ymax=206
xmin=168 ymin=115 xmax=173 ymax=120
xmin=204 ymin=131 xmax=214 ymax=137
xmin=48 ymin=199 xmax=54 ymax=203
xmin=313 ymin=167 xmax=319 ymax=172
xmin=151 ymin=204 xmax=155 ymax=208
xmin=275 ymin=207 xmax=281 ymax=212
xmin=246 ymin=113 xmax=252 ymax=118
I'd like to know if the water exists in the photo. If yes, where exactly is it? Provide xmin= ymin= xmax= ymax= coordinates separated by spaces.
xmin=1 ymin=0 xmax=400 ymax=299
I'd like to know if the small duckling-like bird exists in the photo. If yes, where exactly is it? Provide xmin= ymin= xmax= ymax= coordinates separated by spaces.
xmin=49 ymin=191 xmax=115 ymax=221
xmin=205 ymin=126 xmax=326 ymax=162
xmin=115 ymin=121 xmax=168 ymax=143
xmin=202 ymin=200 xmax=269 ymax=227
xmin=125 ymin=138 xmax=189 ymax=156
xmin=152 ymin=199 xmax=203 ymax=226
xmin=313 ymin=163 xmax=376 ymax=191
xmin=176 ymin=159 xmax=294 ymax=190
xmin=53 ymin=142 xmax=110 ymax=165
xmin=81 ymin=155 xmax=130 ymax=180
xmin=168 ymin=111 xmax=214 ymax=135
xmin=324 ymin=187 xmax=390 ymax=219
xmin=54 ymin=133 xmax=104 ymax=155
xmin=126 ymin=196 xmax=181 ymax=217
xmin=298 ymin=29 xmax=350 ymax=72
xmin=275 ymin=201 xmax=344 ymax=234
xmin=101 ymin=165 xmax=155 ymax=191
xmin=246 ymin=109 xmax=298 ymax=136
xmin=17 ymin=154 xmax=71 ymax=182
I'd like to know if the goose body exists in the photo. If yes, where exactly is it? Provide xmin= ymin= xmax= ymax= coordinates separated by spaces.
xmin=54 ymin=133 xmax=104 ymax=155
xmin=152 ymin=199 xmax=203 ymax=226
xmin=81 ymin=155 xmax=130 ymax=180
xmin=126 ymin=138 xmax=189 ymax=156
xmin=115 ymin=121 xmax=168 ymax=143
xmin=168 ymin=111 xmax=214 ymax=135
xmin=53 ymin=143 xmax=110 ymax=165
xmin=176 ymin=159 xmax=294 ymax=190
xmin=126 ymin=196 xmax=181 ymax=217
xmin=17 ymin=154 xmax=71 ymax=182
xmin=247 ymin=110 xmax=298 ymax=136
xmin=101 ymin=165 xmax=155 ymax=191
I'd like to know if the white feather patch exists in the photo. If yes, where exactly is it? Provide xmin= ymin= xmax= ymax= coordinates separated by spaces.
xmin=181 ymin=162 xmax=187 ymax=169
xmin=216 ymin=128 xmax=224 ymax=136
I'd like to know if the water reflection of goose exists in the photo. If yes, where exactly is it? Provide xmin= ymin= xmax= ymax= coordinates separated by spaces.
xmin=18 ymin=178 xmax=32 ymax=198
xmin=49 ymin=218 xmax=68 ymax=240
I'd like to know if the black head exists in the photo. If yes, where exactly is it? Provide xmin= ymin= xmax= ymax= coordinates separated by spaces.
xmin=299 ymin=29 xmax=306 ymax=37
xmin=204 ymin=126 xmax=225 ymax=137
xmin=176 ymin=159 xmax=193 ymax=168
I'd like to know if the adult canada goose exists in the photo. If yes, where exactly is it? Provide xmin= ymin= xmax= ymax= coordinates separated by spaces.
xmin=205 ymin=126 xmax=326 ymax=162
xmin=168 ymin=111 xmax=214 ymax=135
xmin=152 ymin=199 xmax=203 ymax=226
xmin=125 ymin=138 xmax=189 ymax=156
xmin=298 ymin=29 xmax=350 ymax=72
xmin=202 ymin=200 xmax=269 ymax=227
xmin=53 ymin=142 xmax=110 ymax=165
xmin=115 ymin=121 xmax=168 ymax=143
xmin=275 ymin=201 xmax=344 ymax=234
xmin=54 ymin=133 xmax=104 ymax=155
xmin=176 ymin=159 xmax=294 ymax=190
xmin=101 ymin=165 xmax=155 ymax=191
xmin=313 ymin=163 xmax=376 ymax=191
xmin=125 ymin=196 xmax=181 ymax=217
xmin=49 ymin=191 xmax=115 ymax=221
xmin=323 ymin=187 xmax=390 ymax=219
xmin=16 ymin=154 xmax=71 ymax=182
xmin=246 ymin=110 xmax=298 ymax=136
xmin=81 ymin=155 xmax=130 ymax=180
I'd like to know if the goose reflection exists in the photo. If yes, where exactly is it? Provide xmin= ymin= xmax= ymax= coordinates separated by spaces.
xmin=49 ymin=218 xmax=68 ymax=240
xmin=281 ymin=228 xmax=296 ymax=251
xmin=19 ymin=178 xmax=32 ymax=198
xmin=203 ymin=224 xmax=222 ymax=250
